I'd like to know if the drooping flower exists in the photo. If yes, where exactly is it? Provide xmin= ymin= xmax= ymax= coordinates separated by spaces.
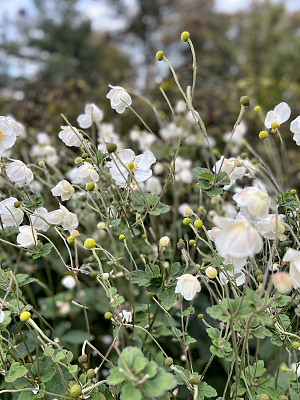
xmin=290 ymin=116 xmax=300 ymax=146
xmin=51 ymin=180 xmax=75 ymax=201
xmin=264 ymin=102 xmax=291 ymax=129
xmin=6 ymin=160 xmax=33 ymax=187
xmin=110 ymin=149 xmax=156 ymax=185
xmin=159 ymin=236 xmax=170 ymax=247
xmin=30 ymin=207 xmax=49 ymax=231
xmin=282 ymin=248 xmax=300 ymax=289
xmin=58 ymin=126 xmax=83 ymax=147
xmin=257 ymin=214 xmax=285 ymax=240
xmin=77 ymin=104 xmax=103 ymax=129
xmin=61 ymin=275 xmax=77 ymax=289
xmin=119 ymin=310 xmax=132 ymax=323
xmin=17 ymin=225 xmax=37 ymax=248
xmin=0 ymin=197 xmax=24 ymax=227
xmin=233 ymin=186 xmax=271 ymax=220
xmin=106 ymin=85 xmax=132 ymax=114
xmin=175 ymin=274 xmax=201 ymax=301
xmin=272 ymin=272 xmax=293 ymax=294
xmin=46 ymin=205 xmax=78 ymax=231
xmin=76 ymin=162 xmax=99 ymax=183
xmin=0 ymin=117 xmax=17 ymax=156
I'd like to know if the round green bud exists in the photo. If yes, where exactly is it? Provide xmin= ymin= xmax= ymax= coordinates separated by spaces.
xmin=82 ymin=153 xmax=88 ymax=159
xmin=164 ymin=357 xmax=174 ymax=367
xmin=78 ymin=354 xmax=88 ymax=363
xmin=177 ymin=241 xmax=186 ymax=250
xmin=181 ymin=31 xmax=190 ymax=42
xmin=257 ymin=274 xmax=264 ymax=283
xmin=290 ymin=189 xmax=297 ymax=195
xmin=240 ymin=96 xmax=250 ymax=107
xmin=67 ymin=236 xmax=75 ymax=244
xmin=197 ymin=313 xmax=204 ymax=319
xmin=189 ymin=239 xmax=195 ymax=246
xmin=84 ymin=238 xmax=96 ymax=249
xmin=104 ymin=312 xmax=113 ymax=320
xmin=65 ymin=294 xmax=74 ymax=302
xmin=291 ymin=341 xmax=300 ymax=350
xmin=278 ymin=396 xmax=289 ymax=400
xmin=86 ymin=369 xmax=95 ymax=379
xmin=68 ymin=384 xmax=82 ymax=398
xmin=271 ymin=122 xmax=278 ymax=130
xmin=255 ymin=270 xmax=263 ymax=277
xmin=38 ymin=160 xmax=45 ymax=167
xmin=86 ymin=182 xmax=95 ymax=191
xmin=14 ymin=201 xmax=21 ymax=208
xmin=206 ymin=267 xmax=217 ymax=279
xmin=142 ymin=233 xmax=147 ymax=239
xmin=119 ymin=234 xmax=125 ymax=241
xmin=75 ymin=157 xmax=83 ymax=165
xmin=280 ymin=364 xmax=287 ymax=372
xmin=258 ymin=395 xmax=270 ymax=400
xmin=241 ymin=152 xmax=248 ymax=159
xmin=194 ymin=219 xmax=203 ymax=229
xmin=259 ymin=131 xmax=269 ymax=140
xmin=20 ymin=311 xmax=31 ymax=322
xmin=188 ymin=375 xmax=200 ymax=385
xmin=89 ymin=270 xmax=98 ymax=280
xmin=156 ymin=51 xmax=164 ymax=61
xmin=183 ymin=218 xmax=191 ymax=226
xmin=282 ymin=241 xmax=289 ymax=247
xmin=254 ymin=105 xmax=261 ymax=111
xmin=106 ymin=143 xmax=117 ymax=153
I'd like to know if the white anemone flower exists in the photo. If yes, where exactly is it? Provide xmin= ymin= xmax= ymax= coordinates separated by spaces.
xmin=110 ymin=149 xmax=156 ymax=185
xmin=119 ymin=310 xmax=132 ymax=323
xmin=213 ymin=215 xmax=263 ymax=268
xmin=290 ymin=116 xmax=300 ymax=146
xmin=0 ymin=117 xmax=17 ymax=156
xmin=175 ymin=274 xmax=201 ymax=301
xmin=30 ymin=207 xmax=49 ymax=231
xmin=61 ymin=275 xmax=77 ymax=289
xmin=6 ymin=160 xmax=33 ymax=187
xmin=77 ymin=103 xmax=103 ymax=129
xmin=264 ymin=102 xmax=291 ymax=129
xmin=51 ymin=180 xmax=75 ymax=201
xmin=174 ymin=157 xmax=193 ymax=184
xmin=145 ymin=176 xmax=162 ymax=195
xmin=282 ymin=248 xmax=300 ymax=289
xmin=233 ymin=186 xmax=271 ymax=220
xmin=213 ymin=156 xmax=254 ymax=183
xmin=77 ymin=162 xmax=99 ymax=183
xmin=58 ymin=126 xmax=83 ymax=147
xmin=0 ymin=197 xmax=24 ymax=227
xmin=257 ymin=214 xmax=285 ymax=240
xmin=46 ymin=205 xmax=78 ymax=231
xmin=106 ymin=85 xmax=132 ymax=114
xmin=17 ymin=225 xmax=37 ymax=248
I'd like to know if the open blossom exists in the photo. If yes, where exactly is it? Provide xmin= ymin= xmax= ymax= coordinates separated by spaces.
xmin=0 ymin=197 xmax=24 ymax=227
xmin=6 ymin=160 xmax=33 ymax=187
xmin=110 ymin=149 xmax=156 ymax=185
xmin=290 ymin=116 xmax=300 ymax=146
xmin=106 ymin=85 xmax=132 ymax=114
xmin=233 ymin=186 xmax=271 ymax=220
xmin=46 ymin=205 xmax=78 ymax=231
xmin=264 ymin=102 xmax=291 ymax=129
xmin=257 ymin=214 xmax=285 ymax=240
xmin=77 ymin=162 xmax=99 ymax=183
xmin=0 ymin=116 xmax=17 ymax=156
xmin=17 ymin=225 xmax=37 ymax=247
xmin=51 ymin=180 xmax=75 ymax=201
xmin=77 ymin=103 xmax=103 ymax=129
xmin=30 ymin=207 xmax=49 ymax=231
xmin=282 ymin=248 xmax=300 ymax=289
xmin=175 ymin=274 xmax=201 ymax=301
xmin=213 ymin=215 xmax=263 ymax=268
xmin=58 ymin=126 xmax=83 ymax=147
xmin=213 ymin=156 xmax=256 ymax=183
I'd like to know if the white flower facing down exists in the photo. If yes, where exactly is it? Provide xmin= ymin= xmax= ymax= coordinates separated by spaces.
xmin=51 ymin=180 xmax=75 ymax=201
xmin=77 ymin=103 xmax=103 ymax=129
xmin=110 ymin=149 xmax=156 ymax=185
xmin=213 ymin=215 xmax=263 ymax=268
xmin=76 ymin=162 xmax=99 ymax=183
xmin=0 ymin=117 xmax=17 ymax=156
xmin=106 ymin=85 xmax=132 ymax=114
xmin=46 ymin=205 xmax=78 ymax=231
xmin=6 ymin=160 xmax=33 ymax=187
xmin=264 ymin=102 xmax=291 ymax=129
xmin=119 ymin=310 xmax=132 ymax=323
xmin=233 ymin=186 xmax=271 ymax=220
xmin=61 ymin=275 xmax=77 ymax=289
xmin=30 ymin=207 xmax=49 ymax=231
xmin=17 ymin=225 xmax=37 ymax=248
xmin=175 ymin=274 xmax=201 ymax=301
xmin=58 ymin=126 xmax=83 ymax=147
xmin=290 ymin=116 xmax=300 ymax=146
xmin=0 ymin=197 xmax=24 ymax=227
xmin=282 ymin=248 xmax=300 ymax=289
xmin=257 ymin=214 xmax=285 ymax=240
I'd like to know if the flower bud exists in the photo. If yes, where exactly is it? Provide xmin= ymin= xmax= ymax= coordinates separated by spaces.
xmin=188 ymin=375 xmax=200 ymax=385
xmin=20 ymin=311 xmax=31 ymax=322
xmin=240 ymin=96 xmax=250 ymax=107
xmin=164 ymin=357 xmax=174 ymax=367
xmin=280 ymin=365 xmax=287 ymax=372
xmin=181 ymin=31 xmax=190 ymax=42
xmin=271 ymin=122 xmax=278 ymax=130
xmin=197 ymin=313 xmax=204 ymax=319
xmin=82 ymin=153 xmax=88 ymax=159
xmin=102 ymin=273 xmax=110 ymax=280
xmin=177 ymin=241 xmax=186 ymax=250
xmin=104 ymin=312 xmax=113 ymax=320
xmin=206 ymin=267 xmax=217 ymax=279
xmin=84 ymin=238 xmax=96 ymax=249
xmin=184 ymin=207 xmax=193 ymax=217
xmin=67 ymin=236 xmax=75 ymax=244
xmin=256 ymin=274 xmax=264 ymax=283
xmin=254 ymin=105 xmax=261 ymax=111
xmin=38 ymin=160 xmax=45 ymax=167
xmin=194 ymin=219 xmax=203 ymax=229
xmin=259 ymin=130 xmax=269 ymax=140
xmin=290 ymin=189 xmax=297 ymax=195
xmin=234 ymin=159 xmax=243 ymax=167
xmin=291 ymin=341 xmax=300 ymax=350
xmin=14 ymin=201 xmax=21 ymax=208
xmin=241 ymin=152 xmax=248 ymax=159
xmin=89 ymin=270 xmax=98 ymax=280
xmin=156 ymin=51 xmax=164 ymax=61
xmin=272 ymin=272 xmax=293 ymax=294
xmin=106 ymin=143 xmax=117 ymax=153
xmin=159 ymin=236 xmax=170 ymax=247
xmin=65 ymin=294 xmax=74 ymax=302
xmin=68 ymin=384 xmax=82 ymax=398
xmin=97 ymin=222 xmax=106 ymax=230
xmin=75 ymin=157 xmax=83 ymax=165
xmin=86 ymin=369 xmax=95 ymax=379
xmin=258 ymin=395 xmax=269 ymax=400
xmin=163 ymin=261 xmax=169 ymax=269
xmin=78 ymin=354 xmax=88 ymax=363
xmin=86 ymin=182 xmax=95 ymax=191
xmin=183 ymin=218 xmax=191 ymax=225
xmin=189 ymin=239 xmax=195 ymax=246
xmin=119 ymin=234 xmax=125 ymax=241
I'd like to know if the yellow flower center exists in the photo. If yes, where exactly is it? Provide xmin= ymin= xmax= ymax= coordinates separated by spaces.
xmin=0 ymin=131 xmax=2 ymax=141
xmin=126 ymin=158 xmax=139 ymax=172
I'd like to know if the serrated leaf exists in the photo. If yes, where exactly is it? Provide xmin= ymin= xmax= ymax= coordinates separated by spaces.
xmin=107 ymin=367 xmax=125 ymax=385
xmin=197 ymin=381 xmax=217 ymax=399
xmin=31 ymin=356 xmax=56 ymax=383
xmin=122 ymin=382 xmax=142 ymax=400
xmin=158 ymin=288 xmax=177 ymax=310
xmin=130 ymin=270 xmax=152 ymax=286
xmin=5 ymin=362 xmax=28 ymax=382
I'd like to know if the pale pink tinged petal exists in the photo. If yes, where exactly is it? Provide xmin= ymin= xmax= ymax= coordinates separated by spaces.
xmin=283 ymin=248 xmax=300 ymax=263
xmin=134 ymin=169 xmax=152 ymax=182
xmin=246 ymin=225 xmax=263 ymax=257
xmin=290 ymin=264 xmax=300 ymax=289
xmin=274 ymin=102 xmax=291 ymax=124
xmin=212 ymin=215 xmax=236 ymax=229
xmin=264 ymin=111 xmax=275 ymax=128
xmin=290 ymin=116 xmax=300 ymax=134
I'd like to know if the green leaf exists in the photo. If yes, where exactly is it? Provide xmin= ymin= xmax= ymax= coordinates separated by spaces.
xmin=110 ymin=219 xmax=121 ymax=227
xmin=130 ymin=270 xmax=152 ymax=286
xmin=0 ymin=310 xmax=11 ymax=330
xmin=119 ymin=347 xmax=144 ymax=370
xmin=68 ymin=365 xmax=78 ymax=373
xmin=107 ymin=367 xmax=125 ymax=384
xmin=204 ymin=187 xmax=223 ymax=197
xmin=197 ymin=381 xmax=217 ymax=399
xmin=182 ymin=306 xmax=195 ymax=317
xmin=193 ymin=167 xmax=210 ymax=177
xmin=158 ymin=288 xmax=177 ymax=310
xmin=141 ymin=367 xmax=177 ymax=397
xmin=142 ymin=361 xmax=158 ymax=379
xmin=206 ymin=328 xmax=220 ymax=340
xmin=5 ymin=362 xmax=28 ymax=382
xmin=62 ymin=330 xmax=91 ymax=345
xmin=122 ymin=382 xmax=142 ymax=400
xmin=149 ymin=202 xmax=170 ymax=215
xmin=197 ymin=181 xmax=212 ymax=190
xmin=31 ymin=356 xmax=56 ymax=383
xmin=134 ymin=357 xmax=147 ymax=374
xmin=40 ymin=243 xmax=53 ymax=256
